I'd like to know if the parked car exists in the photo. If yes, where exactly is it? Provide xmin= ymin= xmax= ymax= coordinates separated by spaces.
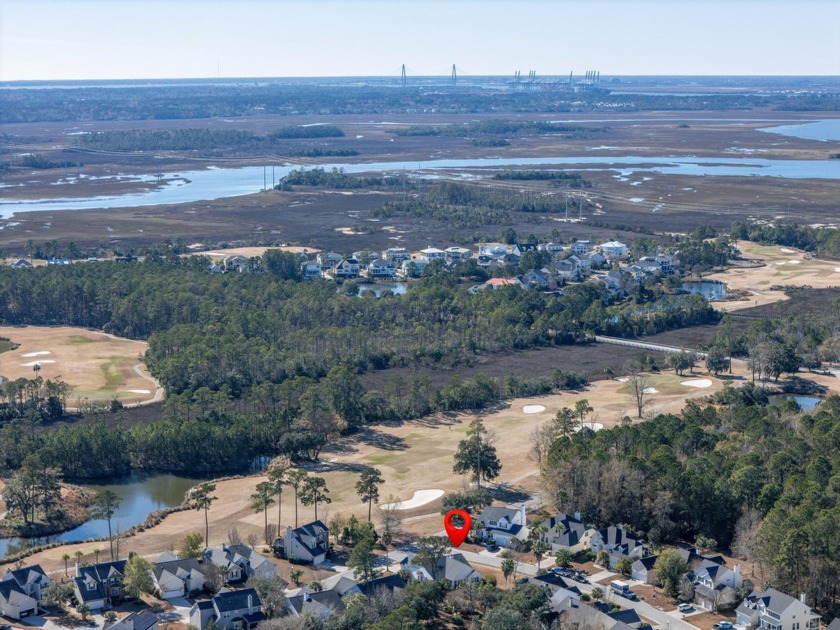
xmin=678 ymin=604 xmax=694 ymax=613
xmin=0 ymin=624 xmax=12 ymax=630
xmin=714 ymin=623 xmax=734 ymax=630
xmin=486 ymin=543 xmax=499 ymax=552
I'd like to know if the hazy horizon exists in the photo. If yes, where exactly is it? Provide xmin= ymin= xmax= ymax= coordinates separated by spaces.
xmin=2 ymin=0 xmax=839 ymax=82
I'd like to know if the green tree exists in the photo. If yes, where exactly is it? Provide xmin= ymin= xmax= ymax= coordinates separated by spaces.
xmin=554 ymin=549 xmax=572 ymax=568
xmin=286 ymin=469 xmax=308 ymax=527
xmin=62 ymin=553 xmax=70 ymax=576
xmin=666 ymin=350 xmax=697 ymax=376
xmin=90 ymin=489 xmax=122 ymax=560
xmin=413 ymin=536 xmax=450 ymax=579
xmin=189 ymin=482 xmax=217 ymax=548
xmin=267 ymin=456 xmax=291 ymax=532
xmin=300 ymin=476 xmax=331 ymax=521
xmin=123 ymin=555 xmax=155 ymax=598
xmin=452 ymin=417 xmax=501 ymax=489
xmin=289 ymin=568 xmax=303 ymax=586
xmin=78 ymin=603 xmax=90 ymax=621
xmin=501 ymin=556 xmax=516 ymax=585
xmin=42 ymin=580 xmax=73 ymax=609
xmin=347 ymin=531 xmax=378 ymax=583
xmin=596 ymin=550 xmax=610 ymax=568
xmin=177 ymin=532 xmax=204 ymax=559
xmin=615 ymin=557 xmax=633 ymax=576
xmin=653 ymin=549 xmax=689 ymax=597
xmin=251 ymin=481 xmax=277 ymax=544
xmin=532 ymin=539 xmax=549 ymax=571
xmin=705 ymin=346 xmax=729 ymax=376
xmin=574 ymin=399 xmax=593 ymax=428
xmin=355 ymin=467 xmax=385 ymax=522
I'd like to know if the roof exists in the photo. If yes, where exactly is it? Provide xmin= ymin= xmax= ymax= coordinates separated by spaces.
xmin=105 ymin=609 xmax=158 ymax=630
xmin=609 ymin=609 xmax=643 ymax=625
xmin=0 ymin=581 xmax=33 ymax=606
xmin=287 ymin=520 xmax=329 ymax=557
xmin=78 ymin=560 xmax=127 ymax=583
xmin=287 ymin=589 xmax=346 ymax=615
xmin=213 ymin=587 xmax=262 ymax=613
xmin=600 ymin=241 xmax=627 ymax=248
xmin=826 ymin=619 xmax=840 ymax=630
xmin=357 ymin=574 xmax=407 ymax=598
xmin=478 ymin=506 xmax=520 ymax=523
xmin=531 ymin=572 xmax=580 ymax=593
xmin=153 ymin=557 xmax=204 ymax=580
xmin=5 ymin=565 xmax=48 ymax=586
xmin=633 ymin=556 xmax=657 ymax=571
xmin=744 ymin=589 xmax=808 ymax=615
xmin=191 ymin=600 xmax=215 ymax=613
xmin=438 ymin=554 xmax=479 ymax=583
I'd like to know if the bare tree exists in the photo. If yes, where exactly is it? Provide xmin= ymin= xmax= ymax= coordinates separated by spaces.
xmin=732 ymin=507 xmax=763 ymax=575
xmin=626 ymin=370 xmax=653 ymax=419
xmin=227 ymin=527 xmax=242 ymax=545
xmin=379 ymin=494 xmax=403 ymax=541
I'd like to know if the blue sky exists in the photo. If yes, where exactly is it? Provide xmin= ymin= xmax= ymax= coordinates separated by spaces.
xmin=1 ymin=0 xmax=838 ymax=81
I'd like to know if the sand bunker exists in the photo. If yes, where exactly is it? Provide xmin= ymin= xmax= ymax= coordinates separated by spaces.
xmin=523 ymin=405 xmax=546 ymax=414
xmin=380 ymin=489 xmax=445 ymax=511
xmin=775 ymin=262 xmax=787 ymax=266
xmin=575 ymin=422 xmax=604 ymax=432
xmin=835 ymin=268 xmax=840 ymax=273
xmin=126 ymin=389 xmax=151 ymax=394
xmin=788 ymin=260 xmax=801 ymax=265
xmin=21 ymin=351 xmax=51 ymax=357
xmin=21 ymin=360 xmax=56 ymax=367
xmin=780 ymin=248 xmax=795 ymax=254
xmin=681 ymin=378 xmax=712 ymax=388
xmin=642 ymin=387 xmax=658 ymax=394
xmin=615 ymin=377 xmax=629 ymax=383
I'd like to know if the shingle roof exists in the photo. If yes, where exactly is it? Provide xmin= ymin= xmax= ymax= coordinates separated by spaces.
xmin=357 ymin=574 xmax=407 ymax=598
xmin=153 ymin=557 xmax=204 ymax=580
xmin=0 ymin=581 xmax=32 ymax=606
xmin=633 ymin=556 xmax=657 ymax=571
xmin=105 ymin=609 xmax=158 ymax=630
xmin=213 ymin=588 xmax=262 ymax=613
xmin=478 ymin=506 xmax=519 ymax=523
xmin=6 ymin=565 xmax=48 ymax=586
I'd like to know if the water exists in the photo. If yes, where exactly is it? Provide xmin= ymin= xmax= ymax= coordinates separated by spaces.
xmin=759 ymin=119 xmax=840 ymax=142
xmin=681 ymin=281 xmax=728 ymax=300
xmin=4 ymin=154 xmax=840 ymax=217
xmin=354 ymin=282 xmax=407 ymax=297
xmin=0 ymin=472 xmax=200 ymax=559
xmin=769 ymin=395 xmax=822 ymax=411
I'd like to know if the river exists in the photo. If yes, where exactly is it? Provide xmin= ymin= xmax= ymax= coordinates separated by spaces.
xmin=759 ymin=119 xmax=840 ymax=142
xmin=0 ymin=472 xmax=201 ymax=560
xmin=3 ymin=154 xmax=840 ymax=217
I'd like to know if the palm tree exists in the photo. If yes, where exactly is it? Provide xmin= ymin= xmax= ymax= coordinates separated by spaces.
xmin=62 ymin=553 xmax=70 ymax=576
xmin=92 ymin=547 xmax=101 ymax=564
xmin=286 ymin=470 xmax=308 ymax=527
xmin=189 ymin=482 xmax=218 ymax=548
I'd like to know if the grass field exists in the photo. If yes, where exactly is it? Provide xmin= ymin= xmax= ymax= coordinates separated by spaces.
xmin=0 ymin=326 xmax=160 ymax=405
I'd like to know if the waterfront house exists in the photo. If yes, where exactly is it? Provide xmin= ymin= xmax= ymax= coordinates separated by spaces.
xmin=73 ymin=560 xmax=127 ymax=610
xmin=599 ymin=241 xmax=628 ymax=260
xmin=2 ymin=564 xmax=50 ymax=605
xmin=332 ymin=257 xmax=360 ymax=278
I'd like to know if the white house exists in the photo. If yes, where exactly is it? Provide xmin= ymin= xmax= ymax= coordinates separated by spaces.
xmin=222 ymin=255 xmax=249 ymax=273
xmin=285 ymin=588 xmax=346 ymax=620
xmin=445 ymin=247 xmax=472 ymax=263
xmin=589 ymin=525 xmax=646 ymax=568
xmin=477 ymin=505 xmax=527 ymax=546
xmin=541 ymin=513 xmax=591 ymax=553
xmin=279 ymin=521 xmax=329 ymax=565
xmin=571 ymin=240 xmax=592 ymax=255
xmin=0 ymin=582 xmax=39 ymax=619
xmin=317 ymin=251 xmax=343 ymax=268
xmin=736 ymin=589 xmax=821 ymax=630
xmin=189 ymin=588 xmax=265 ymax=630
xmin=73 ymin=560 xmax=128 ymax=611
xmin=381 ymin=247 xmax=410 ymax=264
xmin=479 ymin=243 xmax=508 ymax=259
xmin=366 ymin=259 xmax=396 ymax=278
xmin=599 ymin=241 xmax=628 ymax=259
xmin=332 ymin=258 xmax=360 ymax=278
xmin=631 ymin=556 xmax=658 ymax=584
xmin=300 ymin=261 xmax=323 ymax=281
xmin=419 ymin=247 xmax=446 ymax=262
xmin=2 ymin=565 xmax=50 ymax=605
xmin=400 ymin=259 xmax=428 ymax=277
xmin=202 ymin=544 xmax=276 ymax=584
xmin=152 ymin=558 xmax=207 ymax=600
xmin=686 ymin=560 xmax=743 ymax=611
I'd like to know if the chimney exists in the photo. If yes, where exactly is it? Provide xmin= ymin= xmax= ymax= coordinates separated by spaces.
xmin=574 ymin=511 xmax=582 ymax=521
xmin=800 ymin=593 xmax=806 ymax=604
xmin=733 ymin=564 xmax=743 ymax=588
xmin=125 ymin=617 xmax=134 ymax=630
xmin=247 ymin=594 xmax=253 ymax=613
xmin=303 ymin=592 xmax=311 ymax=602
xmin=74 ymin=561 xmax=81 ymax=578
xmin=520 ymin=505 xmax=526 ymax=525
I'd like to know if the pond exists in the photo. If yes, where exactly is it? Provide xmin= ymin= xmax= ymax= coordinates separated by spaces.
xmin=681 ymin=281 xmax=728 ymax=300
xmin=353 ymin=282 xmax=407 ymax=297
xmin=0 ymin=472 xmax=202 ymax=560
xmin=769 ymin=395 xmax=823 ymax=411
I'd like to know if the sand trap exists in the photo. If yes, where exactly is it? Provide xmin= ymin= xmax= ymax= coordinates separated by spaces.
xmin=643 ymin=387 xmax=658 ymax=394
xmin=21 ymin=360 xmax=56 ymax=367
xmin=835 ymin=268 xmax=840 ymax=273
xmin=780 ymin=248 xmax=795 ymax=254
xmin=615 ymin=377 xmax=629 ymax=382
xmin=788 ymin=260 xmax=801 ymax=265
xmin=523 ymin=405 xmax=546 ymax=414
xmin=380 ymin=489 xmax=444 ymax=511
xmin=575 ymin=422 xmax=604 ymax=432
xmin=21 ymin=351 xmax=51 ymax=357
xmin=681 ymin=378 xmax=712 ymax=388
xmin=775 ymin=261 xmax=787 ymax=266
xmin=125 ymin=389 xmax=151 ymax=394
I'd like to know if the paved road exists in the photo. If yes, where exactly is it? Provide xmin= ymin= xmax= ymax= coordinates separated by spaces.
xmin=594 ymin=335 xmax=706 ymax=357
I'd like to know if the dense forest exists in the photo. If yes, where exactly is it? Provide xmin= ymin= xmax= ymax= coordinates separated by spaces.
xmin=542 ymin=396 xmax=840 ymax=618
xmin=731 ymin=221 xmax=840 ymax=260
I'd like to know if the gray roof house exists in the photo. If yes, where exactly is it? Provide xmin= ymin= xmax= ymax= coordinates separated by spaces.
xmin=202 ymin=544 xmax=276 ymax=584
xmin=541 ymin=512 xmax=591 ymax=553
xmin=685 ymin=560 xmax=743 ymax=611
xmin=279 ymin=520 xmax=329 ymax=565
xmin=826 ymin=619 xmax=840 ymax=630
xmin=2 ymin=564 xmax=50 ymax=603
xmin=589 ymin=525 xmax=646 ymax=569
xmin=152 ymin=557 xmax=207 ymax=600
xmin=189 ymin=588 xmax=265 ymax=630
xmin=285 ymin=588 xmax=346 ymax=619
xmin=631 ymin=556 xmax=658 ymax=584
xmin=104 ymin=609 xmax=159 ymax=630
xmin=0 ymin=581 xmax=39 ymax=620
xmin=736 ymin=589 xmax=821 ymax=630
xmin=409 ymin=553 xmax=482 ymax=588
xmin=73 ymin=560 xmax=128 ymax=610
xmin=476 ymin=505 xmax=527 ymax=547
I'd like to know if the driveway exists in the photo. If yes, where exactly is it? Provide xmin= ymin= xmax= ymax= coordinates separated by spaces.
xmin=156 ymin=597 xmax=192 ymax=624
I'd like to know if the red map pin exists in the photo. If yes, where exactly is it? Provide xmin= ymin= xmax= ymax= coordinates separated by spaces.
xmin=444 ymin=509 xmax=472 ymax=548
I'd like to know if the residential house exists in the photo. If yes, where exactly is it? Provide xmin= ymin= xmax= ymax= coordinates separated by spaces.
xmin=222 ymin=255 xmax=249 ymax=273
xmin=527 ymin=572 xmax=582 ymax=599
xmin=400 ymin=258 xmax=428 ymax=277
xmin=541 ymin=512 xmax=591 ymax=553
xmin=278 ymin=520 xmax=329 ymax=565
xmin=571 ymin=240 xmax=592 ymax=255
xmin=2 ymin=564 xmax=50 ymax=604
xmin=736 ymin=589 xmax=821 ymax=630
xmin=539 ymin=242 xmax=565 ymax=255
xmin=46 ymin=258 xmax=72 ymax=266
xmin=581 ymin=250 xmax=607 ymax=268
xmin=684 ymin=560 xmax=743 ymax=611
xmin=589 ymin=525 xmax=646 ymax=569
xmin=11 ymin=259 xmax=33 ymax=269
xmin=209 ymin=264 xmax=222 ymax=274
xmin=828 ymin=620 xmax=840 ymax=630
xmin=352 ymin=250 xmax=377 ymax=265
xmin=366 ymin=259 xmax=396 ymax=279
xmin=484 ymin=277 xmax=525 ymax=290
xmin=300 ymin=260 xmax=323 ymax=281
xmin=381 ymin=247 xmax=410 ymax=264
xmin=550 ymin=259 xmax=581 ymax=282
xmin=631 ymin=556 xmax=657 ymax=585
xmin=479 ymin=243 xmax=508 ymax=259
xmin=152 ymin=558 xmax=207 ymax=600
xmin=637 ymin=257 xmax=665 ymax=276
xmin=189 ymin=588 xmax=265 ymax=630
xmin=511 ymin=243 xmax=538 ymax=258
xmin=316 ymin=251 xmax=342 ymax=268
xmin=73 ymin=560 xmax=128 ymax=611
xmin=419 ymin=247 xmax=446 ymax=263
xmin=357 ymin=574 xmax=409 ymax=598
xmin=519 ymin=270 xmax=550 ymax=290
xmin=477 ymin=505 xmax=527 ymax=547
xmin=332 ymin=257 xmax=360 ymax=279
xmin=0 ymin=582 xmax=39 ymax=620
xmin=104 ymin=609 xmax=159 ymax=630
xmin=319 ymin=571 xmax=363 ymax=600
xmin=655 ymin=253 xmax=680 ymax=274
xmin=416 ymin=554 xmax=481 ymax=588
xmin=593 ymin=603 xmax=654 ymax=630
xmin=567 ymin=254 xmax=590 ymax=272
xmin=285 ymin=588 xmax=346 ymax=620
xmin=599 ymin=241 xmax=628 ymax=260
xmin=445 ymin=246 xmax=472 ymax=263
xmin=202 ymin=544 xmax=276 ymax=584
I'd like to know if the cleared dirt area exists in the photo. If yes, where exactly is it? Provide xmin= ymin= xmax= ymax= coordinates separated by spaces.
xmin=0 ymin=326 xmax=159 ymax=405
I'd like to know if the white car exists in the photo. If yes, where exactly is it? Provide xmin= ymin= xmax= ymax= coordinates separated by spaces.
xmin=678 ymin=604 xmax=694 ymax=613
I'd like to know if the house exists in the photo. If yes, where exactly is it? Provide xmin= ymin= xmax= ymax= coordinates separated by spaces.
xmin=46 ymin=258 xmax=72 ymax=266
xmin=550 ymin=259 xmax=581 ymax=282
xmin=637 ymin=257 xmax=665 ymax=276
xmin=571 ymin=240 xmax=592 ymax=255
xmin=631 ymin=556 xmax=658 ymax=584
xmin=477 ymin=505 xmax=527 ymax=546
xmin=73 ymin=560 xmax=127 ymax=610
xmin=104 ymin=609 xmax=159 ymax=630
xmin=209 ymin=264 xmax=222 ymax=274
xmin=589 ymin=525 xmax=646 ymax=568
xmin=11 ymin=259 xmax=33 ymax=269
xmin=655 ymin=253 xmax=680 ymax=274
xmin=189 ymin=588 xmax=265 ymax=630
xmin=366 ymin=259 xmax=396 ymax=278
xmin=423 ymin=554 xmax=481 ymax=588
xmin=581 ymin=250 xmax=607 ymax=268
xmin=0 ymin=582 xmax=39 ymax=620
xmin=285 ymin=588 xmax=346 ymax=619
xmin=352 ymin=250 xmax=377 ymax=265
xmin=278 ymin=520 xmax=329 ymax=565
xmin=2 ymin=564 xmax=50 ymax=603
xmin=152 ymin=558 xmax=207 ymax=600
xmin=381 ymin=247 xmax=410 ymax=264
xmin=445 ymin=246 xmax=472 ymax=263
xmin=567 ymin=254 xmax=590 ymax=272
xmin=202 ymin=544 xmax=276 ymax=583
xmin=736 ymin=589 xmax=821 ymax=630
xmin=300 ymin=260 xmax=323 ymax=281
xmin=519 ymin=270 xmax=550 ymax=290
xmin=332 ymin=257 xmax=360 ymax=278
xmin=479 ymin=243 xmax=508 ymax=259
xmin=357 ymin=574 xmax=408 ymax=598
xmin=539 ymin=242 xmax=565 ymax=254
xmin=222 ymin=255 xmax=249 ymax=273
xmin=527 ymin=572 xmax=582 ymax=598
xmin=541 ymin=513 xmax=591 ymax=553
xmin=485 ymin=277 xmax=525 ymax=290
xmin=685 ymin=560 xmax=743 ymax=611
xmin=319 ymin=571 xmax=363 ymax=599
xmin=400 ymin=259 xmax=428 ymax=277
xmin=419 ymin=247 xmax=446 ymax=263
xmin=593 ymin=603 xmax=654 ymax=630
xmin=826 ymin=619 xmax=840 ymax=630
xmin=316 ymin=251 xmax=342 ymax=268
xmin=511 ymin=243 xmax=538 ymax=258
xmin=599 ymin=241 xmax=628 ymax=260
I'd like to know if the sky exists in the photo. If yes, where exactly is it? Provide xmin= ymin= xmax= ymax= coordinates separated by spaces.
xmin=1 ymin=0 xmax=838 ymax=81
